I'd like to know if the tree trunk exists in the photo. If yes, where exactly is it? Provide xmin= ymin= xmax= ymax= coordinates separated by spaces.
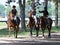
xmin=19 ymin=0 xmax=26 ymax=31
xmin=45 ymin=0 xmax=48 ymax=10
xmin=31 ymin=0 xmax=36 ymax=15
xmin=55 ymin=0 xmax=58 ymax=28
xmin=31 ymin=0 xmax=35 ymax=10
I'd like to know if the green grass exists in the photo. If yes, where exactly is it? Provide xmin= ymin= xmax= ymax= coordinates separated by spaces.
xmin=0 ymin=27 xmax=60 ymax=37
xmin=0 ymin=22 xmax=7 ymax=26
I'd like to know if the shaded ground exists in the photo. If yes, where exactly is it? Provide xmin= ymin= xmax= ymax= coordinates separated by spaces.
xmin=0 ymin=24 xmax=60 ymax=45
xmin=0 ymin=33 xmax=60 ymax=45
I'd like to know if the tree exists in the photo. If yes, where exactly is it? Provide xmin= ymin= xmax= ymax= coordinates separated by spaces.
xmin=48 ymin=0 xmax=58 ymax=27
xmin=55 ymin=0 xmax=58 ymax=27
xmin=44 ymin=0 xmax=48 ymax=11
xmin=0 ymin=4 xmax=5 ymax=17
xmin=5 ymin=6 xmax=12 ymax=16
xmin=0 ymin=4 xmax=5 ymax=12
xmin=19 ymin=0 xmax=26 ymax=31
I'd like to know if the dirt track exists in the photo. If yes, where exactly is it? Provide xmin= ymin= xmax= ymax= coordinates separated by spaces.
xmin=0 ymin=33 xmax=60 ymax=45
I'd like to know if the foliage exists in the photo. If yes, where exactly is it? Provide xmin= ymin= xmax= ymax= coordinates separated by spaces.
xmin=0 ymin=4 xmax=5 ymax=12
xmin=19 ymin=0 xmax=26 ymax=30
xmin=6 ymin=0 xmax=15 ymax=4
xmin=5 ymin=6 xmax=12 ymax=16
xmin=16 ymin=6 xmax=20 ymax=16
xmin=26 ymin=0 xmax=32 ymax=5
xmin=0 ymin=4 xmax=5 ymax=17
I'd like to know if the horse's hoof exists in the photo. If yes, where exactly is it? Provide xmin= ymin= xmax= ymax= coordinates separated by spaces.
xmin=15 ymin=37 xmax=17 ymax=38
xmin=36 ymin=36 xmax=38 ymax=37
xmin=48 ymin=36 xmax=51 ymax=38
xmin=41 ymin=36 xmax=45 ymax=39
xmin=15 ymin=36 xmax=17 ymax=38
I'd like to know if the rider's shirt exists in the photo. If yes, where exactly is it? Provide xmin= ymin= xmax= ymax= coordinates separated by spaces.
xmin=11 ymin=9 xmax=17 ymax=16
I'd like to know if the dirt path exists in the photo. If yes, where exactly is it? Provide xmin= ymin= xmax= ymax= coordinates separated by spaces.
xmin=0 ymin=33 xmax=60 ymax=45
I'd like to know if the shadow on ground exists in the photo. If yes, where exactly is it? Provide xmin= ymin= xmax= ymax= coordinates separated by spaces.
xmin=0 ymin=27 xmax=60 ymax=45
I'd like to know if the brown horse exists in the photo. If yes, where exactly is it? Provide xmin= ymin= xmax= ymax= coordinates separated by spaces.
xmin=28 ymin=17 xmax=35 ymax=36
xmin=28 ymin=11 xmax=40 ymax=37
xmin=39 ymin=16 xmax=53 ymax=38
xmin=7 ymin=12 xmax=20 ymax=38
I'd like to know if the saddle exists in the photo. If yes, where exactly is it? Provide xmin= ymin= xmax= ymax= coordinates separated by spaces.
xmin=42 ymin=16 xmax=50 ymax=26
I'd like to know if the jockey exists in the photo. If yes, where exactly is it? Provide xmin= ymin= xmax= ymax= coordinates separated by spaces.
xmin=32 ymin=9 xmax=37 ymax=25
xmin=39 ymin=7 xmax=49 ymax=24
xmin=27 ymin=9 xmax=38 ymax=26
xmin=11 ymin=5 xmax=18 ymax=24
xmin=39 ymin=7 xmax=49 ymax=18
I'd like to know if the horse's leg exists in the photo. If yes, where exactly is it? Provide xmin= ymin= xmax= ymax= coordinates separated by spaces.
xmin=15 ymin=29 xmax=17 ymax=38
xmin=30 ymin=28 xmax=32 ymax=37
xmin=42 ymin=28 xmax=45 ymax=38
xmin=14 ymin=28 xmax=15 ymax=37
xmin=35 ymin=25 xmax=39 ymax=37
xmin=48 ymin=19 xmax=52 ymax=38
xmin=15 ymin=26 xmax=19 ymax=38
xmin=14 ymin=26 xmax=17 ymax=38
xmin=48 ymin=28 xmax=51 ymax=38
xmin=48 ymin=29 xmax=51 ymax=38
xmin=36 ymin=29 xmax=39 ymax=37
xmin=13 ymin=26 xmax=16 ymax=38
xmin=8 ymin=27 xmax=11 ymax=37
xmin=47 ymin=25 xmax=51 ymax=38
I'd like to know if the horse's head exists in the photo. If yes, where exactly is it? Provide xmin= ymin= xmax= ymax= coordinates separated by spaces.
xmin=28 ymin=17 xmax=35 ymax=28
xmin=9 ymin=12 xmax=14 ymax=20
xmin=28 ymin=11 xmax=32 ymax=17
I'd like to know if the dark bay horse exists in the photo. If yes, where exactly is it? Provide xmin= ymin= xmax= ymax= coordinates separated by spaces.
xmin=7 ymin=12 xmax=20 ymax=38
xmin=39 ymin=16 xmax=53 ymax=38
xmin=27 ymin=11 xmax=40 ymax=37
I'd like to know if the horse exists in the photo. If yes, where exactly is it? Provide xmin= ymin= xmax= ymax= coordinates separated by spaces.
xmin=39 ymin=16 xmax=53 ymax=38
xmin=27 ymin=11 xmax=40 ymax=37
xmin=7 ymin=12 xmax=20 ymax=38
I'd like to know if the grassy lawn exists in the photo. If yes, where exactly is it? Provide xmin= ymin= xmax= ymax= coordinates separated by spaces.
xmin=0 ymin=22 xmax=7 ymax=26
xmin=0 ymin=26 xmax=60 ymax=37
xmin=0 ymin=22 xmax=60 ymax=37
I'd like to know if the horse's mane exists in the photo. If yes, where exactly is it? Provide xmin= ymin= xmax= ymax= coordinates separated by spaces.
xmin=40 ymin=16 xmax=46 ymax=26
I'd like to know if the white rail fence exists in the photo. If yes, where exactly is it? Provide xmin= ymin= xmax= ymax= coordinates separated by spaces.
xmin=0 ymin=17 xmax=60 ymax=27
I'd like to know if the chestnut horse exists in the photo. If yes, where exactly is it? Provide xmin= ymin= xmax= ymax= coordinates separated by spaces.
xmin=7 ymin=12 xmax=20 ymax=38
xmin=39 ymin=16 xmax=53 ymax=38
xmin=28 ymin=11 xmax=40 ymax=37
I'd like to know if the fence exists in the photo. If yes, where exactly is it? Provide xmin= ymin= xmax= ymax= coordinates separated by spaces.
xmin=0 ymin=17 xmax=60 ymax=28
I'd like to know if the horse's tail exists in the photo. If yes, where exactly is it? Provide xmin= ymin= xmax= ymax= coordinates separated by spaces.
xmin=48 ymin=18 xmax=53 ymax=26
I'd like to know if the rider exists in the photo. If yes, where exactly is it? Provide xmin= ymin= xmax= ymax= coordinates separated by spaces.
xmin=32 ymin=8 xmax=37 ymax=25
xmin=11 ymin=5 xmax=18 ymax=24
xmin=27 ymin=8 xmax=37 ymax=25
xmin=39 ymin=7 xmax=49 ymax=17
xmin=39 ymin=7 xmax=49 ymax=24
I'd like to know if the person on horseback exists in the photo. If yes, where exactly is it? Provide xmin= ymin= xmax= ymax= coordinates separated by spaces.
xmin=39 ymin=7 xmax=49 ymax=17
xmin=27 ymin=8 xmax=38 ymax=26
xmin=11 ymin=5 xmax=18 ymax=25
xmin=31 ymin=8 xmax=38 ymax=25
xmin=39 ymin=7 xmax=49 ymax=25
